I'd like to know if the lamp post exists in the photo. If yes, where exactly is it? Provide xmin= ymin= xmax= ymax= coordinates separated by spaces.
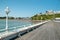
xmin=5 ymin=7 xmax=10 ymax=31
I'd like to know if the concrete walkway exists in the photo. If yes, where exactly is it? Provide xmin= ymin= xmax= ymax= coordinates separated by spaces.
xmin=15 ymin=21 xmax=60 ymax=40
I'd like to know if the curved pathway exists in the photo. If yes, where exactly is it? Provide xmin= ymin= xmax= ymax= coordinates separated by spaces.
xmin=15 ymin=21 xmax=60 ymax=40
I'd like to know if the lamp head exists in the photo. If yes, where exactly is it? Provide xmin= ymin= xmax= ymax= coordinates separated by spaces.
xmin=5 ymin=7 xmax=10 ymax=14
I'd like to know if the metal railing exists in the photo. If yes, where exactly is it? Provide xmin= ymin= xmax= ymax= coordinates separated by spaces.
xmin=0 ymin=24 xmax=32 ymax=33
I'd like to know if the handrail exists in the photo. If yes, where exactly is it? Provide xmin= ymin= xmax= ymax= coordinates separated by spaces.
xmin=0 ymin=29 xmax=6 ymax=32
xmin=0 ymin=21 xmax=49 ymax=40
xmin=0 ymin=24 xmax=32 ymax=32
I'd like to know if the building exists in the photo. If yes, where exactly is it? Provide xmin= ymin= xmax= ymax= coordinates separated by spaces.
xmin=46 ymin=10 xmax=54 ymax=15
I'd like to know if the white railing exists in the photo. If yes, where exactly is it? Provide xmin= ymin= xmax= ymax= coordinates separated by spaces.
xmin=0 ymin=20 xmax=50 ymax=40
xmin=0 ymin=24 xmax=32 ymax=33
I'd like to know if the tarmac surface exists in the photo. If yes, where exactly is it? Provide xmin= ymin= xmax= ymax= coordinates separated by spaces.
xmin=15 ymin=21 xmax=60 ymax=40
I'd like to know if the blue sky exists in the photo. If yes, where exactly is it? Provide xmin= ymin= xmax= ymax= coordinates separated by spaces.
xmin=0 ymin=0 xmax=60 ymax=17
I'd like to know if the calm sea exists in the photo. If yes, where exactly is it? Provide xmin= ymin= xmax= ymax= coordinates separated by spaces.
xmin=0 ymin=19 xmax=33 ymax=33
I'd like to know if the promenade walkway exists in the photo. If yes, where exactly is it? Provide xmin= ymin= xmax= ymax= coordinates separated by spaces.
xmin=15 ymin=21 xmax=60 ymax=40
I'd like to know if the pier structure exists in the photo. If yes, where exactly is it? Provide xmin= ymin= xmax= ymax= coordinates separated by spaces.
xmin=0 ymin=21 xmax=49 ymax=40
xmin=15 ymin=21 xmax=60 ymax=40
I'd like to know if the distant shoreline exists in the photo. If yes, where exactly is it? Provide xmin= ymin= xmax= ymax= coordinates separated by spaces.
xmin=0 ymin=19 xmax=43 ymax=24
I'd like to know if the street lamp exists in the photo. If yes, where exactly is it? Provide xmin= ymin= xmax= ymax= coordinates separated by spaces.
xmin=5 ymin=7 xmax=10 ymax=31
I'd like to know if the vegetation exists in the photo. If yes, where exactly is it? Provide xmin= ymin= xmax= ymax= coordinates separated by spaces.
xmin=0 ymin=17 xmax=6 ymax=19
xmin=31 ymin=13 xmax=60 ymax=20
xmin=0 ymin=17 xmax=15 ymax=19
xmin=0 ymin=17 xmax=22 ymax=19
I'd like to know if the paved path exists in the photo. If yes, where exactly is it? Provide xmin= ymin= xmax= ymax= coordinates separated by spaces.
xmin=15 ymin=21 xmax=60 ymax=40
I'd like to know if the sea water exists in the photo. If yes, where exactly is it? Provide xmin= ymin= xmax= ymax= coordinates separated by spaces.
xmin=0 ymin=19 xmax=33 ymax=33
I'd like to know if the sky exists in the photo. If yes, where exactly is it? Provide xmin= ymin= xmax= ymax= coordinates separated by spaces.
xmin=0 ymin=0 xmax=60 ymax=17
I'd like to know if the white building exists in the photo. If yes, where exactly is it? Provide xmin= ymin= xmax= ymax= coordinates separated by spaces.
xmin=46 ymin=10 xmax=54 ymax=15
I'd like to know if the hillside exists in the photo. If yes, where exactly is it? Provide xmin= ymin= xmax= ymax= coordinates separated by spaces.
xmin=31 ymin=13 xmax=60 ymax=20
